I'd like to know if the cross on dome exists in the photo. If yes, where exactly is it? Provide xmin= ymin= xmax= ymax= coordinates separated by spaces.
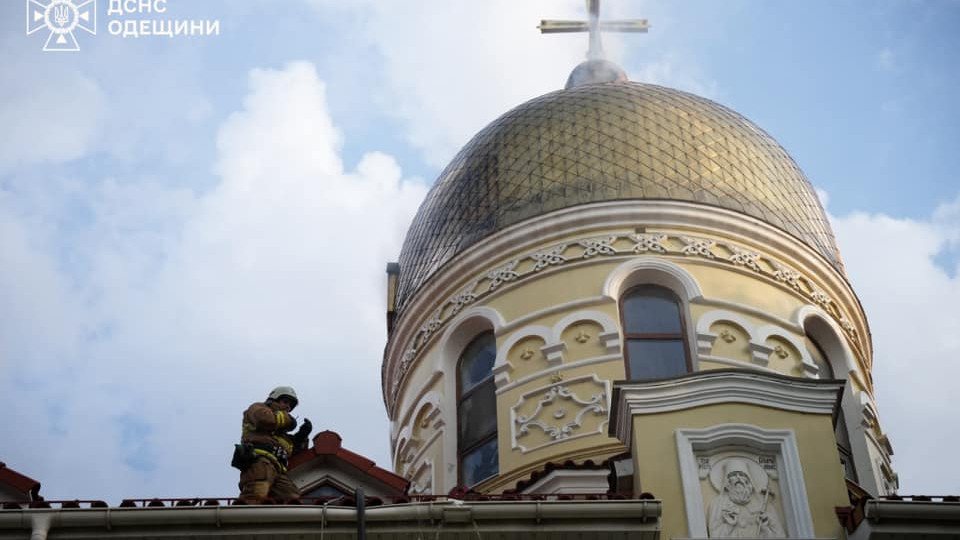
xmin=538 ymin=0 xmax=650 ymax=61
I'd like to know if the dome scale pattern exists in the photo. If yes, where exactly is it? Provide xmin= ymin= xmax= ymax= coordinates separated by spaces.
xmin=396 ymin=82 xmax=841 ymax=315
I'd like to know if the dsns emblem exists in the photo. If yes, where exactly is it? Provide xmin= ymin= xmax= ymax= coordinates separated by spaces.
xmin=26 ymin=0 xmax=97 ymax=52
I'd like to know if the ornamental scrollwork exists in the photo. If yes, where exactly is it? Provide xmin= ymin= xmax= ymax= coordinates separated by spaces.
xmin=630 ymin=232 xmax=667 ymax=253
xmin=728 ymin=246 xmax=762 ymax=272
xmin=487 ymin=260 xmax=519 ymax=291
xmin=772 ymin=264 xmax=802 ymax=291
xmin=810 ymin=288 xmax=831 ymax=307
xmin=449 ymin=282 xmax=478 ymax=316
xmin=680 ymin=236 xmax=716 ymax=258
xmin=515 ymin=384 xmax=606 ymax=442
xmin=579 ymin=236 xmax=618 ymax=258
xmin=531 ymin=245 xmax=568 ymax=272
xmin=386 ymin=229 xmax=864 ymax=413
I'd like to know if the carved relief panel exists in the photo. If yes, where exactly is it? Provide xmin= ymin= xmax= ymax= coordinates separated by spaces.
xmin=510 ymin=375 xmax=610 ymax=453
xmin=701 ymin=454 xmax=786 ymax=538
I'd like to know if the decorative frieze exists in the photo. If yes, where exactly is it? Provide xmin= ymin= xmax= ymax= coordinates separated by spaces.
xmin=387 ymin=230 xmax=863 ymax=412
xmin=630 ymin=232 xmax=668 ymax=253
xmin=486 ymin=260 xmax=519 ymax=291
xmin=579 ymin=236 xmax=618 ymax=258
xmin=531 ymin=245 xmax=568 ymax=272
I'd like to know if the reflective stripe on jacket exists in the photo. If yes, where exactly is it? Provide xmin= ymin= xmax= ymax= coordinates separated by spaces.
xmin=240 ymin=401 xmax=295 ymax=471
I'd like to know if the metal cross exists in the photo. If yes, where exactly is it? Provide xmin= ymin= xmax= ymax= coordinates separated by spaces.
xmin=539 ymin=0 xmax=650 ymax=60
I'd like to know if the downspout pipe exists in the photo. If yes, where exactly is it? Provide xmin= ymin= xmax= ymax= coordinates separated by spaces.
xmin=356 ymin=488 xmax=365 ymax=540
xmin=30 ymin=513 xmax=50 ymax=540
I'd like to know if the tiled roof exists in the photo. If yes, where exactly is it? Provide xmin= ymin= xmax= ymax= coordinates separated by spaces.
xmin=394 ymin=81 xmax=842 ymax=317
xmin=0 ymin=462 xmax=41 ymax=501
xmin=288 ymin=430 xmax=409 ymax=494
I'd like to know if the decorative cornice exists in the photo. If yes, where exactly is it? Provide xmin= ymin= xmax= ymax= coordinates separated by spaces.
xmin=383 ymin=202 xmax=869 ymax=417
xmin=610 ymin=370 xmax=844 ymax=446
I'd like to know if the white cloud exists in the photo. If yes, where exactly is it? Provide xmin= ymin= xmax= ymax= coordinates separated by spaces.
xmin=831 ymin=194 xmax=960 ymax=494
xmin=0 ymin=64 xmax=106 ymax=172
xmin=308 ymin=0 xmax=592 ymax=167
xmin=0 ymin=61 xmax=427 ymax=501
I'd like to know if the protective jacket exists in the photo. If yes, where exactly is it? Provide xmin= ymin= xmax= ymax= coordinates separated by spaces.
xmin=241 ymin=401 xmax=296 ymax=472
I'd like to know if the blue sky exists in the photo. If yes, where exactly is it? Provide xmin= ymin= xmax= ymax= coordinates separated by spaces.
xmin=1 ymin=0 xmax=958 ymax=502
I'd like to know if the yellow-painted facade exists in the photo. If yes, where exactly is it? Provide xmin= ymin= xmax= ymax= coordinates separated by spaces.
xmin=383 ymin=74 xmax=899 ymax=537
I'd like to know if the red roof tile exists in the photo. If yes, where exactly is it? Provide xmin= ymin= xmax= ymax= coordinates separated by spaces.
xmin=0 ymin=462 xmax=41 ymax=500
xmin=288 ymin=431 xmax=408 ymax=494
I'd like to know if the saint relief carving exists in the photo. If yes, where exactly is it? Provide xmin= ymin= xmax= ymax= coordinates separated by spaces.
xmin=707 ymin=457 xmax=785 ymax=538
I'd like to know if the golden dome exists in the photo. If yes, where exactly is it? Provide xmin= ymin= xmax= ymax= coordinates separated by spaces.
xmin=395 ymin=81 xmax=841 ymax=314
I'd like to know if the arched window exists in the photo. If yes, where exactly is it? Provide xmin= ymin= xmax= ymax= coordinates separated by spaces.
xmin=806 ymin=335 xmax=858 ymax=483
xmin=457 ymin=331 xmax=498 ymax=487
xmin=620 ymin=285 xmax=691 ymax=379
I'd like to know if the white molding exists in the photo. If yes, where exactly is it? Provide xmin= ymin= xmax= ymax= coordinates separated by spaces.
xmin=496 ymin=353 xmax=622 ymax=395
xmin=409 ymin=458 xmax=435 ymax=495
xmin=612 ymin=371 xmax=844 ymax=445
xmin=794 ymin=305 xmax=861 ymax=381
xmin=551 ymin=309 xmax=620 ymax=343
xmin=385 ymin=200 xmax=865 ymax=378
xmin=602 ymin=256 xmax=704 ymax=301
xmin=405 ymin=430 xmax=442 ymax=491
xmin=796 ymin=304 xmax=884 ymax=494
xmin=754 ymin=324 xmax=818 ymax=376
xmin=392 ymin=371 xmax=442 ymax=445
xmin=695 ymin=309 xmax=756 ymax=356
xmin=696 ymin=354 xmax=782 ymax=374
xmin=431 ymin=309 xmax=500 ymax=494
xmin=541 ymin=342 xmax=566 ymax=366
xmin=675 ymin=424 xmax=814 ymax=537
xmin=510 ymin=374 xmax=610 ymax=453
xmin=494 ymin=325 xmax=552 ymax=388
xmin=384 ymin=200 xmax=871 ymax=418
xmin=520 ymin=468 xmax=611 ymax=495
xmin=396 ymin=425 xmax=417 ymax=464
xmin=498 ymin=296 xmax=610 ymax=335
xmin=700 ymin=297 xmax=803 ymax=334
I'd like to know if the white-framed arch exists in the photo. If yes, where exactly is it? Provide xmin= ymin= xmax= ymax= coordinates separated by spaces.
xmin=551 ymin=309 xmax=622 ymax=355
xmin=494 ymin=325 xmax=552 ymax=388
xmin=431 ymin=305 xmax=504 ymax=494
xmin=605 ymin=257 xmax=703 ymax=373
xmin=602 ymin=256 xmax=704 ymax=302
xmin=395 ymin=425 xmax=417 ymax=466
xmin=754 ymin=324 xmax=818 ymax=376
xmin=794 ymin=305 xmax=860 ymax=380
xmin=794 ymin=304 xmax=887 ymax=495
xmin=695 ymin=309 xmax=756 ymax=357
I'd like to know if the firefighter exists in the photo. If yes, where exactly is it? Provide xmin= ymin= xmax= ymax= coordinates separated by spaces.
xmin=237 ymin=386 xmax=312 ymax=503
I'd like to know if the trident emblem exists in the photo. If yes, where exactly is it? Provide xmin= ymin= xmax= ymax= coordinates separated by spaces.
xmin=53 ymin=3 xmax=71 ymax=27
xmin=26 ymin=0 xmax=97 ymax=52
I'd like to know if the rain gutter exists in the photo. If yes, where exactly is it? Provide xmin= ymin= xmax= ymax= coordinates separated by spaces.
xmin=0 ymin=499 xmax=661 ymax=538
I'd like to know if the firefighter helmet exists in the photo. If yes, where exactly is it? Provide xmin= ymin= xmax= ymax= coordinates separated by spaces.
xmin=267 ymin=386 xmax=299 ymax=409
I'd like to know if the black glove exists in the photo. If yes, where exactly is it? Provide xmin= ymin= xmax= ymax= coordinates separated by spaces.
xmin=293 ymin=418 xmax=313 ymax=442
xmin=283 ymin=413 xmax=298 ymax=432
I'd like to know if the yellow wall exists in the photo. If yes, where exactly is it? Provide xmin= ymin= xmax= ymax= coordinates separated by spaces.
xmin=629 ymin=403 xmax=848 ymax=539
xmin=388 ymin=221 xmax=882 ymax=498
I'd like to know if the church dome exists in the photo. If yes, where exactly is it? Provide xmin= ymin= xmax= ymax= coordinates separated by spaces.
xmin=395 ymin=81 xmax=841 ymax=314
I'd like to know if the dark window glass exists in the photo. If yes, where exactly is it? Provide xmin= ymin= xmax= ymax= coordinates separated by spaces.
xmin=457 ymin=331 xmax=498 ymax=486
xmin=458 ymin=378 xmax=497 ymax=448
xmin=461 ymin=437 xmax=499 ymax=487
xmin=620 ymin=285 xmax=690 ymax=379
xmin=459 ymin=333 xmax=497 ymax=393
xmin=622 ymin=290 xmax=682 ymax=334
xmin=626 ymin=339 xmax=688 ymax=379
